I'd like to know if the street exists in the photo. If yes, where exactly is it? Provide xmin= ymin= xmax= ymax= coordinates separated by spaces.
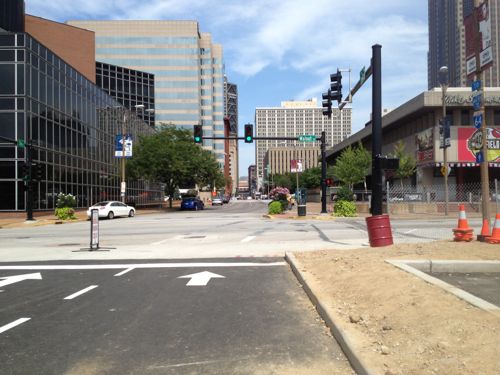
xmin=0 ymin=259 xmax=352 ymax=374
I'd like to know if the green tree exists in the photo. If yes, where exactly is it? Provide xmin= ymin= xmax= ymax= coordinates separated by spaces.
xmin=332 ymin=143 xmax=371 ymax=190
xmin=299 ymin=167 xmax=321 ymax=189
xmin=127 ymin=126 xmax=224 ymax=207
xmin=272 ymin=173 xmax=293 ymax=191
xmin=392 ymin=141 xmax=416 ymax=188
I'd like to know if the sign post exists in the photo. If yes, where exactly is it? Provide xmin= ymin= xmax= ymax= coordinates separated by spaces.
xmin=90 ymin=209 xmax=99 ymax=250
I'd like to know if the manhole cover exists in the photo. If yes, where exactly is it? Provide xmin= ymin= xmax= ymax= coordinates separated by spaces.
xmin=16 ymin=237 xmax=31 ymax=239
xmin=184 ymin=236 xmax=206 ymax=239
xmin=58 ymin=243 xmax=81 ymax=246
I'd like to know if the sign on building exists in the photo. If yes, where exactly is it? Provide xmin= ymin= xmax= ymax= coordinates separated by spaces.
xmin=464 ymin=0 xmax=493 ymax=78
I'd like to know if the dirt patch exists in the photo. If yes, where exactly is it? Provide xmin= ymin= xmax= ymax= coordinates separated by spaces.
xmin=294 ymin=241 xmax=500 ymax=375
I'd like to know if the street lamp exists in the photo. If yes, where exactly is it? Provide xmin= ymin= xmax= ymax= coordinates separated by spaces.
xmin=439 ymin=66 xmax=449 ymax=216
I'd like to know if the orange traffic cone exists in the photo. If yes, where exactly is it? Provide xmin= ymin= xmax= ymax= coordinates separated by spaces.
xmin=477 ymin=218 xmax=491 ymax=242
xmin=486 ymin=214 xmax=500 ymax=244
xmin=453 ymin=204 xmax=474 ymax=242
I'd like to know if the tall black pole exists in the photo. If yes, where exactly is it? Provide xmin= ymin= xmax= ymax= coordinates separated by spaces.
xmin=26 ymin=145 xmax=34 ymax=221
xmin=371 ymin=44 xmax=383 ymax=216
xmin=320 ymin=131 xmax=327 ymax=213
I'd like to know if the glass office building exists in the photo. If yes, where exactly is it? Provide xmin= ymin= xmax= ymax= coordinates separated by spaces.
xmin=0 ymin=32 xmax=156 ymax=211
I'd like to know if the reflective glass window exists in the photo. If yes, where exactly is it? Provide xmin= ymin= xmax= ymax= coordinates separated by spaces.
xmin=0 ymin=64 xmax=15 ymax=94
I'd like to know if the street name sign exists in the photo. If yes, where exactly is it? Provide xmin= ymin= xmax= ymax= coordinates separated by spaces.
xmin=298 ymin=135 xmax=316 ymax=142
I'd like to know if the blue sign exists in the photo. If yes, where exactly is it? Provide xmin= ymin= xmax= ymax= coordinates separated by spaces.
xmin=115 ymin=134 xmax=133 ymax=158
xmin=476 ymin=151 xmax=484 ymax=163
xmin=472 ymin=94 xmax=482 ymax=110
xmin=471 ymin=80 xmax=481 ymax=91
xmin=473 ymin=113 xmax=483 ymax=129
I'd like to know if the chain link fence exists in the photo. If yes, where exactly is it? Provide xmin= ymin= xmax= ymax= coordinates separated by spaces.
xmin=386 ymin=180 xmax=499 ymax=215
xmin=125 ymin=180 xmax=165 ymax=208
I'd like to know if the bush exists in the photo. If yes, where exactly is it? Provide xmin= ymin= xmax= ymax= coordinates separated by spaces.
xmin=335 ymin=185 xmax=355 ymax=202
xmin=334 ymin=200 xmax=357 ymax=217
xmin=269 ymin=186 xmax=290 ymax=202
xmin=55 ymin=192 xmax=76 ymax=209
xmin=268 ymin=201 xmax=284 ymax=215
xmin=54 ymin=207 xmax=76 ymax=220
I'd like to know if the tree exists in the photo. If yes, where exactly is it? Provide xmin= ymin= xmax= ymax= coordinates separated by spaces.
xmin=127 ymin=126 xmax=224 ymax=207
xmin=272 ymin=173 xmax=293 ymax=191
xmin=392 ymin=141 xmax=416 ymax=188
xmin=332 ymin=143 xmax=371 ymax=191
xmin=299 ymin=167 xmax=321 ymax=189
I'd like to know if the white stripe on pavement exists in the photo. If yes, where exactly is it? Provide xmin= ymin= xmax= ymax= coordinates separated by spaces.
xmin=0 ymin=318 xmax=30 ymax=334
xmin=114 ymin=268 xmax=134 ymax=277
xmin=0 ymin=262 xmax=286 ymax=271
xmin=241 ymin=236 xmax=256 ymax=243
xmin=404 ymin=229 xmax=417 ymax=234
xmin=64 ymin=285 xmax=98 ymax=300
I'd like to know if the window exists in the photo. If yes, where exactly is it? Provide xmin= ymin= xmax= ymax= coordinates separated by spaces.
xmin=0 ymin=64 xmax=15 ymax=94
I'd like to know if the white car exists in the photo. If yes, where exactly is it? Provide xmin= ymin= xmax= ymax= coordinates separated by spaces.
xmin=212 ymin=197 xmax=223 ymax=206
xmin=87 ymin=201 xmax=135 ymax=219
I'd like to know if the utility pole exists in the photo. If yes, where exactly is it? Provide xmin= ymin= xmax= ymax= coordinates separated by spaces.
xmin=321 ymin=131 xmax=327 ymax=213
xmin=371 ymin=44 xmax=383 ymax=216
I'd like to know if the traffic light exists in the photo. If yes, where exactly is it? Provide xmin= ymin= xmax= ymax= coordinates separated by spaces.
xmin=325 ymin=178 xmax=333 ymax=186
xmin=33 ymin=164 xmax=43 ymax=181
xmin=16 ymin=139 xmax=25 ymax=148
xmin=193 ymin=125 xmax=203 ymax=143
xmin=330 ymin=69 xmax=342 ymax=104
xmin=21 ymin=163 xmax=30 ymax=182
xmin=322 ymin=90 xmax=332 ymax=118
xmin=244 ymin=124 xmax=253 ymax=143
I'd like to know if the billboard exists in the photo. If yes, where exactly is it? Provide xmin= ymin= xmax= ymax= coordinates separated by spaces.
xmin=465 ymin=0 xmax=493 ymax=77
xmin=457 ymin=127 xmax=500 ymax=162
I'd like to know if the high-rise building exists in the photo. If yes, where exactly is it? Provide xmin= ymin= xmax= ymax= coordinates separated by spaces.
xmin=67 ymin=20 xmax=226 ymax=166
xmin=224 ymin=76 xmax=238 ymax=196
xmin=96 ymin=61 xmax=155 ymax=127
xmin=428 ymin=0 xmax=500 ymax=89
xmin=254 ymin=99 xmax=351 ymax=187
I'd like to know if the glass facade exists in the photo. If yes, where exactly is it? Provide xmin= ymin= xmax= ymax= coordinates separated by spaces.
xmin=96 ymin=61 xmax=155 ymax=127
xmin=0 ymin=33 xmax=156 ymax=211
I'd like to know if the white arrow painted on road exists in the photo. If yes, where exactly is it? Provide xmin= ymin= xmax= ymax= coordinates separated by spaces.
xmin=178 ymin=271 xmax=225 ymax=286
xmin=0 ymin=273 xmax=42 ymax=288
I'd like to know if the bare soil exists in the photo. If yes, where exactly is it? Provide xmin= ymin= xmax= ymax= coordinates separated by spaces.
xmin=294 ymin=240 xmax=500 ymax=375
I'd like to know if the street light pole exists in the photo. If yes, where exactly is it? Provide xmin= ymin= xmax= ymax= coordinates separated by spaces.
xmin=439 ymin=66 xmax=449 ymax=216
xmin=121 ymin=111 xmax=127 ymax=203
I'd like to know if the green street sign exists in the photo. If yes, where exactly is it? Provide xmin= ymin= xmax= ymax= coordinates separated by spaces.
xmin=298 ymin=135 xmax=316 ymax=142
xmin=360 ymin=66 xmax=366 ymax=83
xmin=17 ymin=139 xmax=25 ymax=148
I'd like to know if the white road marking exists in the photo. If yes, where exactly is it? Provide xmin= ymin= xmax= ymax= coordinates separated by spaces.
xmin=178 ymin=271 xmax=225 ymax=286
xmin=64 ymin=285 xmax=98 ymax=300
xmin=0 ymin=262 xmax=286 ymax=271
xmin=404 ymin=229 xmax=417 ymax=234
xmin=0 ymin=318 xmax=30 ymax=334
xmin=0 ymin=272 xmax=42 ymax=288
xmin=151 ymin=239 xmax=169 ymax=245
xmin=241 ymin=236 xmax=256 ymax=243
xmin=114 ymin=268 xmax=134 ymax=277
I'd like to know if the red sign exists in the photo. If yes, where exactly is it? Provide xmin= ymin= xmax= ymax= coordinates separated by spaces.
xmin=458 ymin=127 xmax=500 ymax=162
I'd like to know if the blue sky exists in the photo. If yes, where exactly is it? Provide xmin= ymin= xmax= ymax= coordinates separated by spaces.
xmin=26 ymin=0 xmax=429 ymax=178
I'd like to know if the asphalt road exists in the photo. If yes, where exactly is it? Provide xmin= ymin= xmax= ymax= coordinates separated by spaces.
xmin=0 ymin=259 xmax=352 ymax=374
xmin=0 ymin=200 xmax=483 ymax=262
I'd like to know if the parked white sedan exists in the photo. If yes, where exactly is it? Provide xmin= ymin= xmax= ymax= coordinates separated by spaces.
xmin=86 ymin=201 xmax=135 ymax=219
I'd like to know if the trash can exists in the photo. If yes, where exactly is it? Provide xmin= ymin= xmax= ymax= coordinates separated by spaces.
xmin=297 ymin=205 xmax=306 ymax=216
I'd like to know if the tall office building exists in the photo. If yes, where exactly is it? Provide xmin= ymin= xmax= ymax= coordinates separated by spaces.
xmin=428 ymin=0 xmax=500 ymax=89
xmin=224 ymin=76 xmax=238 ymax=195
xmin=254 ymin=99 xmax=351 ymax=187
xmin=67 ymin=20 xmax=226 ymax=166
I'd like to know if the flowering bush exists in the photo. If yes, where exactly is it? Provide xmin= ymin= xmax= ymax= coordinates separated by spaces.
xmin=269 ymin=187 xmax=290 ymax=202
xmin=55 ymin=193 xmax=76 ymax=220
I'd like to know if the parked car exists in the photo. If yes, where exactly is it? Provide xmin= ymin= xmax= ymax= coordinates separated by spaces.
xmin=212 ymin=197 xmax=223 ymax=206
xmin=222 ymin=196 xmax=230 ymax=204
xmin=181 ymin=197 xmax=204 ymax=211
xmin=87 ymin=201 xmax=135 ymax=219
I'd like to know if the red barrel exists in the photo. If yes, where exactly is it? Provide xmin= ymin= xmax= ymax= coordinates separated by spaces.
xmin=365 ymin=214 xmax=393 ymax=247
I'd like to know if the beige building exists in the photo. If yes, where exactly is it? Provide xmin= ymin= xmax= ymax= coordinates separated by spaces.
xmin=326 ymin=87 xmax=500 ymax=189
xmin=255 ymin=98 xmax=351 ymax=188
xmin=264 ymin=147 xmax=320 ymax=177
xmin=66 ymin=20 xmax=226 ymax=166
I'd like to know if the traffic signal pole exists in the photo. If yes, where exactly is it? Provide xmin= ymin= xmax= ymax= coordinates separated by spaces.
xmin=320 ymin=131 xmax=327 ymax=213
xmin=371 ymin=44 xmax=383 ymax=216
xmin=26 ymin=145 xmax=34 ymax=221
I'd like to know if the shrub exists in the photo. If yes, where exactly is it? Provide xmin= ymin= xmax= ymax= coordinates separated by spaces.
xmin=54 ymin=207 xmax=76 ymax=220
xmin=335 ymin=185 xmax=354 ymax=202
xmin=268 ymin=201 xmax=283 ymax=215
xmin=55 ymin=192 xmax=76 ymax=209
xmin=334 ymin=200 xmax=357 ymax=217
xmin=269 ymin=186 xmax=290 ymax=202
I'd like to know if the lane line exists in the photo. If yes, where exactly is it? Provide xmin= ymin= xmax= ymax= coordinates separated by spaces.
xmin=114 ymin=268 xmax=134 ymax=277
xmin=241 ymin=236 xmax=256 ymax=243
xmin=0 ymin=262 xmax=286 ymax=271
xmin=64 ymin=285 xmax=98 ymax=300
xmin=404 ymin=229 xmax=417 ymax=234
xmin=0 ymin=318 xmax=30 ymax=334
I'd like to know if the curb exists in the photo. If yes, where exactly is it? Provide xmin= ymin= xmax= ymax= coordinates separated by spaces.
xmin=285 ymin=252 xmax=375 ymax=375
